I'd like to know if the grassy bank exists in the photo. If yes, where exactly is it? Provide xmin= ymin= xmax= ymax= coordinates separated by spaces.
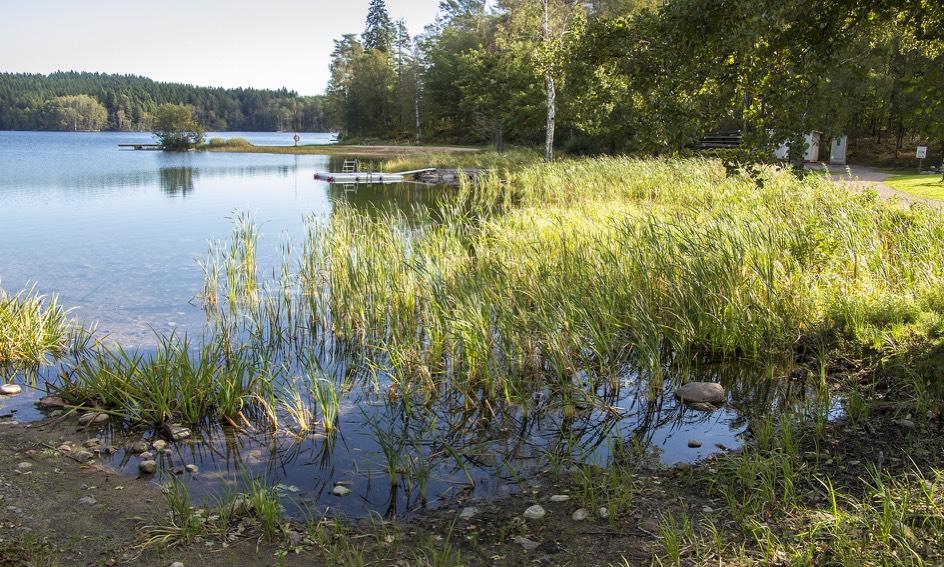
xmin=309 ymin=158 xmax=944 ymax=403
xmin=886 ymin=173 xmax=944 ymax=201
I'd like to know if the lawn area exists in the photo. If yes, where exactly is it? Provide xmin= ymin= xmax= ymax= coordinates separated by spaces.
xmin=885 ymin=173 xmax=944 ymax=200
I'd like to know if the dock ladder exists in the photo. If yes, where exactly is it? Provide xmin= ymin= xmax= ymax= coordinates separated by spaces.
xmin=342 ymin=159 xmax=359 ymax=173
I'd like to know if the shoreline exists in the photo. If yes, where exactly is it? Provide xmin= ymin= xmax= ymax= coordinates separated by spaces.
xmin=201 ymin=142 xmax=483 ymax=159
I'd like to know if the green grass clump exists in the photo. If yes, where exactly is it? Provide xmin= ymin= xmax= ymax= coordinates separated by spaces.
xmin=59 ymin=334 xmax=273 ymax=427
xmin=885 ymin=173 xmax=944 ymax=201
xmin=0 ymin=285 xmax=70 ymax=367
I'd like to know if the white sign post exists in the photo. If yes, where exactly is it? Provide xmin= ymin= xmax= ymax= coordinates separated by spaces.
xmin=917 ymin=146 xmax=928 ymax=172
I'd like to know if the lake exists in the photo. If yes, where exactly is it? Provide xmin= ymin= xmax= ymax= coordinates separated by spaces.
xmin=0 ymin=131 xmax=436 ymax=345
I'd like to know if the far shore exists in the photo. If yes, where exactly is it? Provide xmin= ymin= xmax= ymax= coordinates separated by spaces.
xmin=201 ymin=141 xmax=483 ymax=159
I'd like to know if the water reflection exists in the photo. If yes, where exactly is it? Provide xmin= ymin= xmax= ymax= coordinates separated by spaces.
xmin=159 ymin=167 xmax=195 ymax=196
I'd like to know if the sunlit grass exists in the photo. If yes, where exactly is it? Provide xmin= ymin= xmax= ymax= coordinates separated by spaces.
xmin=885 ymin=173 xmax=944 ymax=201
xmin=302 ymin=158 xmax=944 ymax=409
xmin=0 ymin=285 xmax=71 ymax=367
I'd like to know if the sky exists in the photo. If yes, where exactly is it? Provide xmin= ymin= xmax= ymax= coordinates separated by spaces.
xmin=0 ymin=0 xmax=442 ymax=95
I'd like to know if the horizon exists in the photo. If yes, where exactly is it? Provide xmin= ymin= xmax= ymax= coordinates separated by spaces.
xmin=0 ymin=0 xmax=442 ymax=96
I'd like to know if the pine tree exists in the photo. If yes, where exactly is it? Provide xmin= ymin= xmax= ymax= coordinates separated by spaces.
xmin=363 ymin=0 xmax=396 ymax=53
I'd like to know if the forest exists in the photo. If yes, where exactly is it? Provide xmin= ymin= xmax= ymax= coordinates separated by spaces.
xmin=0 ymin=71 xmax=327 ymax=132
xmin=327 ymin=0 xmax=943 ymax=160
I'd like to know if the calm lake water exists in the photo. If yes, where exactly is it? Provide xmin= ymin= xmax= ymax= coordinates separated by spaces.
xmin=0 ymin=131 xmax=433 ymax=344
xmin=1 ymin=131 xmax=829 ymax=519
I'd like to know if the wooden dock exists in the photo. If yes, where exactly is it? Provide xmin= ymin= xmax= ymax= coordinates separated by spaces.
xmin=118 ymin=143 xmax=162 ymax=151
xmin=412 ymin=168 xmax=489 ymax=185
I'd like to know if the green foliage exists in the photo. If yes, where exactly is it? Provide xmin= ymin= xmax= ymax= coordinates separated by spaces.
xmin=363 ymin=0 xmax=396 ymax=52
xmin=153 ymin=103 xmax=205 ymax=151
xmin=0 ymin=71 xmax=326 ymax=132
xmin=322 ymin=0 xmax=943 ymax=156
xmin=38 ymin=94 xmax=107 ymax=131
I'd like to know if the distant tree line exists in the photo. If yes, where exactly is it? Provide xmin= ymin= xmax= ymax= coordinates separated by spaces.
xmin=326 ymin=0 xmax=943 ymax=158
xmin=0 ymin=71 xmax=327 ymax=132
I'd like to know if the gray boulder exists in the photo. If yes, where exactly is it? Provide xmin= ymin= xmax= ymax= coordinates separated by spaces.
xmin=675 ymin=382 xmax=725 ymax=404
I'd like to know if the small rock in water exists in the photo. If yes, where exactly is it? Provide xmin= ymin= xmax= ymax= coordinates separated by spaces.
xmin=185 ymin=464 xmax=199 ymax=473
xmin=688 ymin=439 xmax=702 ymax=448
xmin=139 ymin=460 xmax=157 ymax=474
xmin=129 ymin=441 xmax=148 ymax=454
xmin=459 ymin=506 xmax=478 ymax=520
xmin=77 ymin=496 xmax=97 ymax=507
xmin=0 ymin=384 xmax=22 ymax=395
xmin=78 ymin=412 xmax=109 ymax=426
xmin=36 ymin=395 xmax=66 ymax=409
xmin=16 ymin=462 xmax=33 ymax=473
xmin=138 ymin=452 xmax=154 ymax=460
xmin=151 ymin=440 xmax=167 ymax=451
xmin=675 ymin=382 xmax=725 ymax=404
xmin=332 ymin=485 xmax=351 ymax=497
xmin=523 ymin=504 xmax=546 ymax=520
xmin=71 ymin=450 xmax=93 ymax=462
xmin=549 ymin=494 xmax=570 ymax=502
xmin=598 ymin=507 xmax=610 ymax=519
xmin=572 ymin=508 xmax=590 ymax=521
xmin=83 ymin=438 xmax=100 ymax=448
xmin=163 ymin=424 xmax=191 ymax=441
xmin=512 ymin=536 xmax=541 ymax=551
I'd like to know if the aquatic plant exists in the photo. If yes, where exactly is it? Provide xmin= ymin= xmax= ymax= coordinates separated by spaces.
xmin=0 ymin=285 xmax=71 ymax=367
xmin=59 ymin=333 xmax=273 ymax=427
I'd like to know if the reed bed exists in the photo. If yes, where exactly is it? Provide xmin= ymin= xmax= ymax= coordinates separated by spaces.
xmin=0 ymin=285 xmax=71 ymax=367
xmin=300 ymin=157 xmax=944 ymax=407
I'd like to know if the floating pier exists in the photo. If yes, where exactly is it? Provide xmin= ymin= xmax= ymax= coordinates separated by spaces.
xmin=315 ymin=158 xmax=487 ymax=186
xmin=118 ymin=143 xmax=162 ymax=151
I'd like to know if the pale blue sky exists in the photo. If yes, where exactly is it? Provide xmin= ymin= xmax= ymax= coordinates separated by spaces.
xmin=0 ymin=0 xmax=441 ymax=95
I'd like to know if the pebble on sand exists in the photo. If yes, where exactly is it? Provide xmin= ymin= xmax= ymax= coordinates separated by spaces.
xmin=0 ymin=384 xmax=22 ymax=395
xmin=523 ymin=504 xmax=546 ymax=520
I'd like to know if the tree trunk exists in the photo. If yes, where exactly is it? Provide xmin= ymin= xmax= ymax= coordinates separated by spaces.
xmin=543 ymin=0 xmax=555 ymax=163
xmin=545 ymin=74 xmax=555 ymax=162
xmin=414 ymin=87 xmax=421 ymax=145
